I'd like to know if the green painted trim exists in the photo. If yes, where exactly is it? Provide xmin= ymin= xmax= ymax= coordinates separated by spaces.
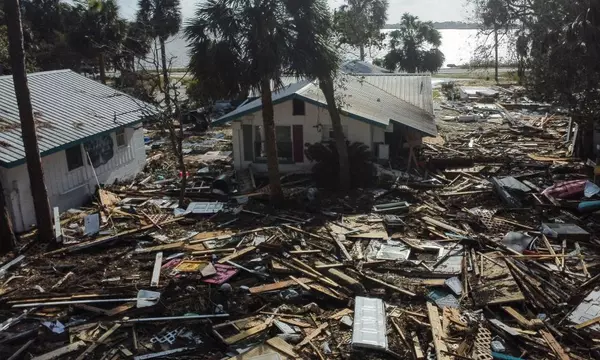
xmin=0 ymin=120 xmax=144 ymax=169
xmin=212 ymin=93 xmax=297 ymax=125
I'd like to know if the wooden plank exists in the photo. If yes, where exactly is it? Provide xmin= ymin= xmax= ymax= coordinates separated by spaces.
xmin=362 ymin=273 xmax=416 ymax=297
xmin=278 ymin=317 xmax=312 ymax=328
xmin=282 ymin=224 xmax=329 ymax=240
xmin=53 ymin=207 xmax=62 ymax=243
xmin=421 ymin=217 xmax=467 ymax=235
xmin=31 ymin=341 xmax=86 ymax=360
xmin=540 ymin=329 xmax=570 ymax=360
xmin=106 ymin=302 xmax=136 ymax=316
xmin=289 ymin=250 xmax=321 ymax=255
xmin=329 ymin=308 xmax=353 ymax=320
xmin=542 ymin=235 xmax=561 ymax=268
xmin=411 ymin=331 xmax=425 ymax=359
xmin=314 ymin=263 xmax=346 ymax=270
xmin=347 ymin=231 xmax=388 ymax=239
xmin=289 ymin=276 xmax=311 ymax=291
xmin=217 ymin=246 xmax=256 ymax=264
xmin=225 ymin=322 xmax=270 ymax=345
xmin=75 ymin=323 xmax=122 ymax=360
xmin=502 ymin=306 xmax=532 ymax=329
xmin=295 ymin=322 xmax=328 ymax=349
xmin=427 ymin=302 xmax=451 ymax=360
xmin=574 ymin=316 xmax=600 ymax=330
xmin=248 ymin=278 xmax=313 ymax=294
xmin=44 ymin=218 xmax=181 ymax=255
xmin=326 ymin=268 xmax=360 ymax=287
xmin=331 ymin=233 xmax=352 ymax=261
xmin=150 ymin=252 xmax=163 ymax=287
xmin=75 ymin=303 xmax=110 ymax=315
xmin=265 ymin=337 xmax=298 ymax=358
xmin=191 ymin=248 xmax=236 ymax=256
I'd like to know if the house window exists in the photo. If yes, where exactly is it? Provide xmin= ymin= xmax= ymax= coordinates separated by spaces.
xmin=254 ymin=126 xmax=293 ymax=162
xmin=322 ymin=125 xmax=348 ymax=141
xmin=292 ymin=99 xmax=305 ymax=116
xmin=66 ymin=145 xmax=83 ymax=171
xmin=116 ymin=128 xmax=126 ymax=147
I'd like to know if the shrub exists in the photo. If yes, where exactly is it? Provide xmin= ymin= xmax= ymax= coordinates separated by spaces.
xmin=305 ymin=141 xmax=375 ymax=190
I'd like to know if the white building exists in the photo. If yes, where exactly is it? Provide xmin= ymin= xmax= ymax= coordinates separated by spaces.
xmin=214 ymin=75 xmax=437 ymax=172
xmin=0 ymin=70 xmax=154 ymax=233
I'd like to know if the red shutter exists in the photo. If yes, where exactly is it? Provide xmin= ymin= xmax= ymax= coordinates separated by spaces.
xmin=293 ymin=125 xmax=304 ymax=163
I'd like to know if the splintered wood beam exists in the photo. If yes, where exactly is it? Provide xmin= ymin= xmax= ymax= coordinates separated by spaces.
xmin=217 ymin=246 xmax=256 ymax=264
xmin=150 ymin=252 xmax=163 ymax=287
xmin=427 ymin=302 xmax=452 ymax=360
xmin=540 ymin=329 xmax=570 ymax=360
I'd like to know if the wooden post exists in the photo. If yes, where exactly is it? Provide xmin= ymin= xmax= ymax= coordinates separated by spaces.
xmin=0 ymin=178 xmax=16 ymax=253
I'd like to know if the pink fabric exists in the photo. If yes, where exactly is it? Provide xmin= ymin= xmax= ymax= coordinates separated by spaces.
xmin=542 ymin=179 xmax=587 ymax=199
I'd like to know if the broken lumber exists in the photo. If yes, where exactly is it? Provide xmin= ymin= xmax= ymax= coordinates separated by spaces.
xmin=427 ymin=302 xmax=451 ymax=360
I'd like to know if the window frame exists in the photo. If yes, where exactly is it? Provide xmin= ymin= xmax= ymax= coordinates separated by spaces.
xmin=116 ymin=128 xmax=126 ymax=147
xmin=65 ymin=144 xmax=84 ymax=171
xmin=253 ymin=125 xmax=294 ymax=164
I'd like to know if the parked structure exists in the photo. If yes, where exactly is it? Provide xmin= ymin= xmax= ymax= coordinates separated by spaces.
xmin=0 ymin=70 xmax=154 ymax=232
xmin=215 ymin=74 xmax=436 ymax=172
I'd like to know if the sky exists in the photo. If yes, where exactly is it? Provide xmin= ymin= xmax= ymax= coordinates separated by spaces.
xmin=117 ymin=0 xmax=470 ymax=23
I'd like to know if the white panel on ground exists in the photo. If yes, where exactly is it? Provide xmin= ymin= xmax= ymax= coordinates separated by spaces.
xmin=352 ymin=296 xmax=387 ymax=351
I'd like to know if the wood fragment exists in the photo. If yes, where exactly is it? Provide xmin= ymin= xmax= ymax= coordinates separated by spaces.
xmin=249 ymin=278 xmax=313 ymax=294
xmin=329 ymin=308 xmax=353 ymax=320
xmin=31 ymin=340 xmax=86 ymax=360
xmin=75 ymin=323 xmax=122 ymax=360
xmin=308 ymin=340 xmax=325 ymax=360
xmin=411 ymin=331 xmax=425 ymax=359
xmin=265 ymin=337 xmax=298 ymax=358
xmin=295 ymin=322 xmax=328 ymax=349
xmin=224 ymin=322 xmax=270 ymax=345
xmin=289 ymin=276 xmax=311 ymax=291
xmin=427 ymin=302 xmax=451 ymax=360
xmin=8 ymin=339 xmax=35 ymax=360
xmin=540 ymin=329 xmax=570 ymax=360
xmin=422 ymin=216 xmax=467 ymax=235
xmin=574 ymin=316 xmax=600 ymax=330
xmin=502 ymin=306 xmax=532 ymax=329
xmin=217 ymin=246 xmax=256 ymax=264
xmin=361 ymin=273 xmax=416 ymax=297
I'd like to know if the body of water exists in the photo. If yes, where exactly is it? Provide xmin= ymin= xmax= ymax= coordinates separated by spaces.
xmin=157 ymin=29 xmax=511 ymax=70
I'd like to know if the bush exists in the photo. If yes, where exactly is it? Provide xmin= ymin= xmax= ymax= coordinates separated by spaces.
xmin=305 ymin=141 xmax=375 ymax=190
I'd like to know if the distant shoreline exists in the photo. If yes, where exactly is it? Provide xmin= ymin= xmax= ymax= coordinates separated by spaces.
xmin=384 ymin=21 xmax=479 ymax=30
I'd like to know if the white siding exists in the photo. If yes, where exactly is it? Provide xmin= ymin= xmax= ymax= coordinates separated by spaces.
xmin=1 ymin=126 xmax=146 ymax=233
xmin=232 ymin=100 xmax=382 ymax=172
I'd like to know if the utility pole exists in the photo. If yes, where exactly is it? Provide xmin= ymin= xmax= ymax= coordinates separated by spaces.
xmin=3 ymin=0 xmax=55 ymax=243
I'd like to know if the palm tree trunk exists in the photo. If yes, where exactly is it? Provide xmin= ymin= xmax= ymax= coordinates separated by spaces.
xmin=160 ymin=37 xmax=171 ymax=112
xmin=260 ymin=76 xmax=283 ymax=204
xmin=0 ymin=178 xmax=16 ymax=253
xmin=494 ymin=25 xmax=499 ymax=84
xmin=359 ymin=45 xmax=365 ymax=61
xmin=4 ymin=0 xmax=55 ymax=244
xmin=98 ymin=53 xmax=106 ymax=84
xmin=319 ymin=77 xmax=350 ymax=192
xmin=177 ymin=116 xmax=187 ymax=208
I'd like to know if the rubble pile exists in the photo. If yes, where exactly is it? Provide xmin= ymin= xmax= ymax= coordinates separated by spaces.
xmin=1 ymin=108 xmax=600 ymax=360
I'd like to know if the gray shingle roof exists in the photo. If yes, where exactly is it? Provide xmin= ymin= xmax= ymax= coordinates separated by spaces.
xmin=215 ymin=77 xmax=436 ymax=137
xmin=0 ymin=70 xmax=156 ymax=167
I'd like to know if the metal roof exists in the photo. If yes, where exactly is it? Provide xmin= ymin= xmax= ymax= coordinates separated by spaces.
xmin=250 ymin=73 xmax=433 ymax=115
xmin=341 ymin=60 xmax=392 ymax=74
xmin=215 ymin=77 xmax=436 ymax=136
xmin=0 ymin=70 xmax=156 ymax=167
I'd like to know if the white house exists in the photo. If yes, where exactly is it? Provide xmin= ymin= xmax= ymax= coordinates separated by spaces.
xmin=214 ymin=75 xmax=437 ymax=172
xmin=0 ymin=70 xmax=154 ymax=233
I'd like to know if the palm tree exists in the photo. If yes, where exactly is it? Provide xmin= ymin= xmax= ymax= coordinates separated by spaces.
xmin=382 ymin=13 xmax=444 ymax=73
xmin=70 ymin=0 xmax=126 ymax=84
xmin=186 ymin=0 xmax=350 ymax=201
xmin=334 ymin=0 xmax=388 ymax=61
xmin=4 ymin=0 xmax=55 ymax=244
xmin=136 ymin=0 xmax=181 ymax=110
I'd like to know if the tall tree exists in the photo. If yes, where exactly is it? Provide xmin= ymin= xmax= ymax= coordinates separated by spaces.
xmin=290 ymin=0 xmax=351 ymax=191
xmin=381 ymin=13 xmax=444 ymax=73
xmin=334 ymin=0 xmax=388 ymax=61
xmin=136 ymin=0 xmax=181 ymax=110
xmin=70 ymin=0 xmax=126 ymax=84
xmin=186 ymin=0 xmax=346 ymax=202
xmin=4 ymin=0 xmax=54 ymax=243
xmin=473 ymin=0 xmax=512 ymax=83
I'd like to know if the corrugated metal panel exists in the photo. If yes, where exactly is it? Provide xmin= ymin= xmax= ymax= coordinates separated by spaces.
xmin=0 ymin=70 xmax=156 ymax=166
xmin=360 ymin=74 xmax=434 ymax=114
xmin=300 ymin=77 xmax=437 ymax=136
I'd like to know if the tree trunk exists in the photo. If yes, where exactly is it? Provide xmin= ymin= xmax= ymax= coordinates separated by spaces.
xmin=494 ymin=25 xmax=499 ymax=84
xmin=359 ymin=45 xmax=365 ymax=61
xmin=177 ymin=116 xmax=187 ymax=208
xmin=160 ymin=37 xmax=171 ymax=112
xmin=98 ymin=53 xmax=106 ymax=84
xmin=260 ymin=76 xmax=283 ymax=204
xmin=4 ymin=0 xmax=54 ymax=243
xmin=319 ymin=77 xmax=350 ymax=192
xmin=0 ymin=178 xmax=16 ymax=254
